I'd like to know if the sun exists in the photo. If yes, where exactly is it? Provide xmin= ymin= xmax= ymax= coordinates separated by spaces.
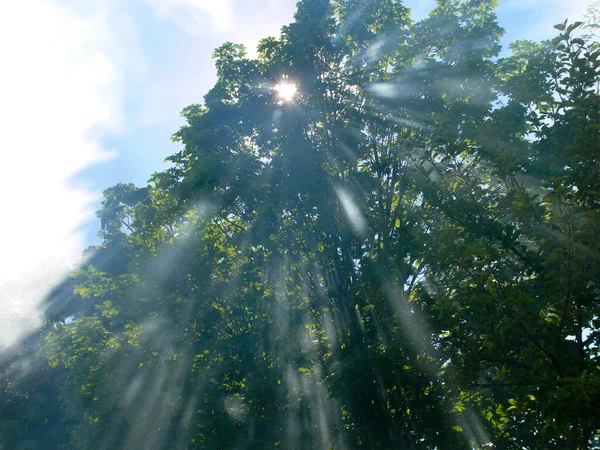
xmin=274 ymin=81 xmax=297 ymax=102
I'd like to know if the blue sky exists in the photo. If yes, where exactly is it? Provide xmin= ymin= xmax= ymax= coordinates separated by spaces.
xmin=0 ymin=0 xmax=595 ymax=345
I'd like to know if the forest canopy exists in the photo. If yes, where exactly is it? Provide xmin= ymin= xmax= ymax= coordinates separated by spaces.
xmin=2 ymin=0 xmax=600 ymax=448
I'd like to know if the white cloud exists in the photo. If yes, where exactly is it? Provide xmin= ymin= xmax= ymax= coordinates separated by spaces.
xmin=141 ymin=0 xmax=234 ymax=33
xmin=0 ymin=0 xmax=129 ymax=348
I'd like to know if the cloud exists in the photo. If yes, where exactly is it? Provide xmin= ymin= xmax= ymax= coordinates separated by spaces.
xmin=140 ymin=0 xmax=234 ymax=33
xmin=0 ymin=0 xmax=129 ymax=348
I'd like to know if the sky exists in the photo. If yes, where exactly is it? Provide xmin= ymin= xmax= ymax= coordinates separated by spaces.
xmin=0 ymin=0 xmax=596 ymax=346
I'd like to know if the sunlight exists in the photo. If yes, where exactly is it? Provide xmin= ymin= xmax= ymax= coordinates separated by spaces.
xmin=0 ymin=0 xmax=118 ymax=350
xmin=335 ymin=186 xmax=366 ymax=237
xmin=274 ymin=81 xmax=297 ymax=102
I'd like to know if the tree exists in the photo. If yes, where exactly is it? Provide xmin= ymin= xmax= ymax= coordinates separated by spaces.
xmin=1 ymin=1 xmax=599 ymax=449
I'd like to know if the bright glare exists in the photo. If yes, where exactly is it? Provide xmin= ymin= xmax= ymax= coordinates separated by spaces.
xmin=0 ymin=0 xmax=119 ymax=349
xmin=274 ymin=81 xmax=297 ymax=102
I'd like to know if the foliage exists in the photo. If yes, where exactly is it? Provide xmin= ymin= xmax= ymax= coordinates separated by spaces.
xmin=1 ymin=1 xmax=599 ymax=449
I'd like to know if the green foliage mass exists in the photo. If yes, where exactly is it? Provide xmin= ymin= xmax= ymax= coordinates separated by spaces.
xmin=2 ymin=1 xmax=599 ymax=449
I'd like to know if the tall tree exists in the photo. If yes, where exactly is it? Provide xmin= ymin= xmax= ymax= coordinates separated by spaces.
xmin=1 ymin=1 xmax=599 ymax=449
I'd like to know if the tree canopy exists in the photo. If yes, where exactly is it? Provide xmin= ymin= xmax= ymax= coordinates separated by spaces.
xmin=2 ymin=1 xmax=600 ymax=448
